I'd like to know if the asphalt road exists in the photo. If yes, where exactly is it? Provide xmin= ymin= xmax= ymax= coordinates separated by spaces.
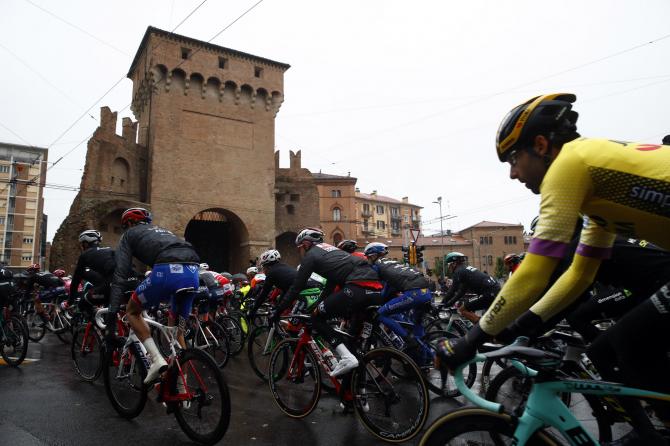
xmin=0 ymin=334 xmax=462 ymax=446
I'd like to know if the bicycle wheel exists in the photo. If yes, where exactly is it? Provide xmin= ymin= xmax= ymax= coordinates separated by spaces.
xmin=196 ymin=320 xmax=230 ymax=368
xmin=71 ymin=324 xmax=103 ymax=381
xmin=247 ymin=324 xmax=282 ymax=381
xmin=217 ymin=315 xmax=244 ymax=356
xmin=50 ymin=307 xmax=72 ymax=343
xmin=102 ymin=339 xmax=148 ymax=419
xmin=352 ymin=347 xmax=430 ymax=443
xmin=419 ymin=408 xmax=558 ymax=446
xmin=1 ymin=316 xmax=29 ymax=366
xmin=173 ymin=348 xmax=231 ymax=445
xmin=229 ymin=310 xmax=249 ymax=341
xmin=268 ymin=338 xmax=321 ymax=418
xmin=424 ymin=330 xmax=477 ymax=397
xmin=485 ymin=365 xmax=612 ymax=443
xmin=24 ymin=309 xmax=46 ymax=342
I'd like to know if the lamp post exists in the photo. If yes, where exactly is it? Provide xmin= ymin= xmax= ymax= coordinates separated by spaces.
xmin=433 ymin=196 xmax=445 ymax=280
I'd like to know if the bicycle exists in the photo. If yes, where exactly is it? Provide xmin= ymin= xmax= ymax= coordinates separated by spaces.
xmin=1 ymin=303 xmax=29 ymax=366
xmin=419 ymin=337 xmax=670 ymax=445
xmin=100 ymin=290 xmax=231 ymax=445
xmin=268 ymin=313 xmax=430 ymax=443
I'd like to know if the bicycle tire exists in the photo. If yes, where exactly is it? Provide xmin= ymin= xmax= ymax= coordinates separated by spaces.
xmin=71 ymin=324 xmax=103 ymax=381
xmin=247 ymin=324 xmax=283 ymax=381
xmin=268 ymin=338 xmax=321 ymax=418
xmin=352 ymin=347 xmax=430 ymax=443
xmin=195 ymin=320 xmax=230 ymax=368
xmin=173 ymin=348 xmax=231 ymax=445
xmin=419 ymin=408 xmax=559 ymax=446
xmin=24 ymin=309 xmax=46 ymax=342
xmin=228 ymin=310 xmax=249 ymax=341
xmin=217 ymin=315 xmax=244 ymax=356
xmin=485 ymin=365 xmax=612 ymax=442
xmin=103 ymin=339 xmax=148 ymax=419
xmin=1 ymin=315 xmax=29 ymax=366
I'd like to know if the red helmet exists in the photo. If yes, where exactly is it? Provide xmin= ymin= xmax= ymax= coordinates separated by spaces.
xmin=121 ymin=207 xmax=152 ymax=228
xmin=53 ymin=269 xmax=66 ymax=278
xmin=27 ymin=263 xmax=40 ymax=273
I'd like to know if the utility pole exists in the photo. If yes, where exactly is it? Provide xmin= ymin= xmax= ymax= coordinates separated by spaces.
xmin=433 ymin=197 xmax=445 ymax=280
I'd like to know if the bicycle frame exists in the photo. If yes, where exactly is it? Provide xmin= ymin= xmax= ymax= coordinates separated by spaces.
xmin=453 ymin=354 xmax=670 ymax=446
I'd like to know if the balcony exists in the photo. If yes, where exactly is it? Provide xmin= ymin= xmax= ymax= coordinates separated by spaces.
xmin=362 ymin=228 xmax=375 ymax=236
xmin=391 ymin=228 xmax=401 ymax=236
xmin=361 ymin=210 xmax=372 ymax=218
xmin=391 ymin=214 xmax=402 ymax=222
xmin=411 ymin=216 xmax=421 ymax=225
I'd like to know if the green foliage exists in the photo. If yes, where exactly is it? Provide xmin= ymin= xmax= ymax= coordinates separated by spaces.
xmin=494 ymin=256 xmax=505 ymax=279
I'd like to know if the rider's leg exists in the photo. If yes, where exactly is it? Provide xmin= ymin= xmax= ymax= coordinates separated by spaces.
xmin=378 ymin=293 xmax=414 ymax=338
xmin=127 ymin=295 xmax=168 ymax=384
xmin=588 ymin=287 xmax=670 ymax=442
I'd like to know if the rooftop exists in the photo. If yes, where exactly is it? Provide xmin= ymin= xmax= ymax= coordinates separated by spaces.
xmin=356 ymin=192 xmax=421 ymax=208
xmin=128 ymin=26 xmax=291 ymax=78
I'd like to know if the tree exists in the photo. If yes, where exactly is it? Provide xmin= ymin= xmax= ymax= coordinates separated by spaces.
xmin=494 ymin=256 xmax=506 ymax=279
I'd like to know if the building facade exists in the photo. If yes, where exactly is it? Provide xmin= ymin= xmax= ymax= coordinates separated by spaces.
xmin=0 ymin=142 xmax=48 ymax=269
xmin=312 ymin=172 xmax=357 ymax=245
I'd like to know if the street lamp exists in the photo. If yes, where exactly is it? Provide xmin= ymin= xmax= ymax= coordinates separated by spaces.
xmin=432 ymin=196 xmax=445 ymax=280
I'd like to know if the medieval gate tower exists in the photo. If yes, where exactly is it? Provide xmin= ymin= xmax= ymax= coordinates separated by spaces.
xmin=51 ymin=27 xmax=296 ymax=273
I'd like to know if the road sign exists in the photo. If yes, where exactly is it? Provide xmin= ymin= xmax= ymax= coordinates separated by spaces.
xmin=410 ymin=228 xmax=420 ymax=242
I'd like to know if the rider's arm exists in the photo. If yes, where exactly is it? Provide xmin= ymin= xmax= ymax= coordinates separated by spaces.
xmin=479 ymin=145 xmax=611 ymax=336
xmin=109 ymin=232 xmax=133 ymax=313
xmin=443 ymin=270 xmax=465 ymax=306
xmin=276 ymin=256 xmax=314 ymax=313
xmin=68 ymin=254 xmax=86 ymax=301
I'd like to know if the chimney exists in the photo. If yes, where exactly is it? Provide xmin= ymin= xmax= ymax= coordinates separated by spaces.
xmin=274 ymin=150 xmax=280 ymax=169
xmin=371 ymin=190 xmax=377 ymax=195
xmin=347 ymin=171 xmax=350 ymax=177
xmin=355 ymin=187 xmax=360 ymax=193
xmin=402 ymin=196 xmax=408 ymax=203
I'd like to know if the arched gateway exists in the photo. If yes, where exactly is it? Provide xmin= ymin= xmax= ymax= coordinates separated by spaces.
xmin=184 ymin=208 xmax=249 ymax=274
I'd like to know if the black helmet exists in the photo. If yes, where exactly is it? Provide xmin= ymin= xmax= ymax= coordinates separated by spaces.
xmin=0 ymin=268 xmax=12 ymax=281
xmin=337 ymin=239 xmax=358 ymax=253
xmin=496 ymin=93 xmax=579 ymax=162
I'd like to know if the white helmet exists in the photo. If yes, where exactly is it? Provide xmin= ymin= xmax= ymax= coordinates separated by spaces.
xmin=246 ymin=266 xmax=258 ymax=275
xmin=259 ymin=249 xmax=281 ymax=267
xmin=254 ymin=273 xmax=266 ymax=282
xmin=199 ymin=263 xmax=210 ymax=271
xmin=79 ymin=229 xmax=102 ymax=244
xmin=295 ymin=227 xmax=324 ymax=246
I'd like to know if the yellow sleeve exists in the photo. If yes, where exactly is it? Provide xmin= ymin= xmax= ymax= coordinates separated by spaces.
xmin=479 ymin=253 xmax=558 ymax=335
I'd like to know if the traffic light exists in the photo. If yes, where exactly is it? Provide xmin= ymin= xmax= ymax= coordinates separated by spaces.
xmin=401 ymin=245 xmax=409 ymax=264
xmin=409 ymin=243 xmax=417 ymax=266
xmin=416 ymin=245 xmax=425 ymax=265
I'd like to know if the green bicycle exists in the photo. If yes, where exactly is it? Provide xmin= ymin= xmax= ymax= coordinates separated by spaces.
xmin=420 ymin=338 xmax=670 ymax=445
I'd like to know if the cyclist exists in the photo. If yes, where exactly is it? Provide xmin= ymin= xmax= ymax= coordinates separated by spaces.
xmin=442 ymin=252 xmax=500 ymax=312
xmin=503 ymin=253 xmax=521 ymax=276
xmin=64 ymin=230 xmax=117 ymax=312
xmin=274 ymin=228 xmax=383 ymax=377
xmin=246 ymin=266 xmax=258 ymax=283
xmin=248 ymin=249 xmax=295 ymax=319
xmin=365 ymin=242 xmax=432 ymax=366
xmin=437 ymin=93 xmax=670 ymax=444
xmin=337 ymin=239 xmax=366 ymax=259
xmin=107 ymin=207 xmax=200 ymax=384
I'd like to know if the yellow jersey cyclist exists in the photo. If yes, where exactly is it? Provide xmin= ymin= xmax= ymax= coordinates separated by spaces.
xmin=437 ymin=93 xmax=670 ymax=445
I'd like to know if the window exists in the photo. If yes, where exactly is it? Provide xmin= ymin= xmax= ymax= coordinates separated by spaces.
xmin=0 ymin=165 xmax=9 ymax=173
xmin=376 ymin=205 xmax=385 ymax=214
xmin=286 ymin=204 xmax=295 ymax=215
xmin=488 ymin=255 xmax=493 ymax=265
xmin=254 ymin=66 xmax=264 ymax=78
xmin=376 ymin=220 xmax=386 ymax=230
xmin=391 ymin=207 xmax=400 ymax=216
xmin=23 ymin=237 xmax=33 ymax=244
xmin=181 ymin=47 xmax=191 ymax=59
xmin=363 ymin=219 xmax=369 ymax=231
xmin=331 ymin=190 xmax=341 ymax=198
xmin=290 ymin=194 xmax=300 ymax=202
xmin=22 ymin=255 xmax=32 ymax=261
xmin=333 ymin=207 xmax=341 ymax=221
xmin=275 ymin=193 xmax=284 ymax=202
xmin=0 ymin=217 xmax=5 ymax=225
xmin=218 ymin=56 xmax=228 ymax=69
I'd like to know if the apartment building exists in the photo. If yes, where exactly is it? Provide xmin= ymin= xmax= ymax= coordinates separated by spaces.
xmin=0 ymin=142 xmax=48 ymax=269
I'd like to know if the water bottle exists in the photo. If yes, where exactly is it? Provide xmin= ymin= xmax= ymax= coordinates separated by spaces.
xmin=133 ymin=339 xmax=151 ymax=370
xmin=323 ymin=348 xmax=339 ymax=371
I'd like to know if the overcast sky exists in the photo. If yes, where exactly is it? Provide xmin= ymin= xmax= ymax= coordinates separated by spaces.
xmin=2 ymin=0 xmax=670 ymax=242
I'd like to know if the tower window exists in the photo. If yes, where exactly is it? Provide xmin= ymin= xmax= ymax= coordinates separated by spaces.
xmin=254 ymin=66 xmax=263 ymax=78
xmin=219 ymin=57 xmax=228 ymax=69
xmin=181 ymin=47 xmax=191 ymax=59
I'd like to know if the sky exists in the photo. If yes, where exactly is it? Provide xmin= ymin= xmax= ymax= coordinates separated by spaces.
xmin=2 ymin=0 xmax=670 ymax=242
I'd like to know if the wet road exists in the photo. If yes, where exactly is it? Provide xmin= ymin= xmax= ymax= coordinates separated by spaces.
xmin=0 ymin=335 xmax=461 ymax=445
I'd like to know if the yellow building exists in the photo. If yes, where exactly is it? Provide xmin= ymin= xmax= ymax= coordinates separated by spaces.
xmin=0 ymin=142 xmax=48 ymax=269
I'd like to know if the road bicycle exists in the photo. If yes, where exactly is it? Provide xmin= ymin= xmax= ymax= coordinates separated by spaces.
xmin=268 ymin=313 xmax=430 ymax=443
xmin=100 ymin=289 xmax=231 ymax=445
xmin=419 ymin=338 xmax=670 ymax=445
xmin=0 ymin=304 xmax=28 ymax=366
